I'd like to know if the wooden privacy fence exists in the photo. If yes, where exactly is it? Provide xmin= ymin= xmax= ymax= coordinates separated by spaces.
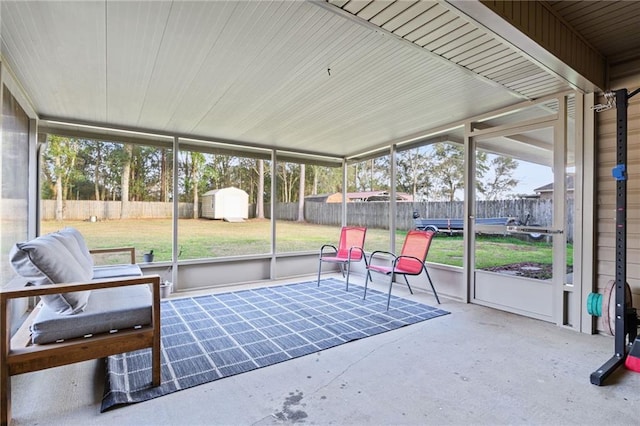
xmin=272 ymin=199 xmax=557 ymax=227
xmin=271 ymin=198 xmax=573 ymax=242
xmin=41 ymin=200 xmax=194 ymax=220
xmin=43 ymin=198 xmax=572 ymax=241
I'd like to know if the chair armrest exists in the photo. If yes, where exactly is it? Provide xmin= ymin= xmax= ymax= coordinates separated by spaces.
xmin=320 ymin=244 xmax=337 ymax=256
xmin=0 ymin=275 xmax=160 ymax=302
xmin=90 ymin=247 xmax=136 ymax=264
xmin=367 ymin=250 xmax=395 ymax=264
xmin=347 ymin=246 xmax=366 ymax=263
xmin=393 ymin=255 xmax=423 ymax=268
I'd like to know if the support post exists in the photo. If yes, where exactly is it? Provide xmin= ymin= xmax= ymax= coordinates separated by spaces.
xmin=590 ymin=88 xmax=638 ymax=385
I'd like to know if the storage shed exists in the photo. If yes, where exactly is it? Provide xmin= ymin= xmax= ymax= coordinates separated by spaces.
xmin=201 ymin=187 xmax=249 ymax=220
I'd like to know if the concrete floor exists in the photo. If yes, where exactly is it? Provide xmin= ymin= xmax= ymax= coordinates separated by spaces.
xmin=9 ymin=273 xmax=640 ymax=425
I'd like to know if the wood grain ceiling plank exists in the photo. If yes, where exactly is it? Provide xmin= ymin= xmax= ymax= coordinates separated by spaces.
xmin=471 ymin=52 xmax=523 ymax=75
xmin=418 ymin=21 xmax=475 ymax=50
xmin=368 ymin=1 xmax=418 ymax=27
xmin=380 ymin=1 xmax=437 ymax=33
xmin=447 ymin=38 xmax=502 ymax=64
xmin=328 ymin=0 xmax=350 ymax=8
xmin=390 ymin=2 xmax=445 ymax=38
xmin=431 ymin=30 xmax=488 ymax=59
xmin=353 ymin=0 xmax=394 ymax=21
xmin=457 ymin=44 xmax=511 ymax=69
xmin=342 ymin=0 xmax=373 ymax=15
xmin=106 ymin=1 xmax=172 ymax=124
xmin=402 ymin=13 xmax=461 ymax=44
xmin=483 ymin=58 xmax=534 ymax=80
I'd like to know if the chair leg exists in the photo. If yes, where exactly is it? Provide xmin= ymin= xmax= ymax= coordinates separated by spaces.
xmin=363 ymin=270 xmax=371 ymax=300
xmin=317 ymin=259 xmax=323 ymax=286
xmin=386 ymin=273 xmax=394 ymax=310
xmin=424 ymin=266 xmax=440 ymax=304
xmin=345 ymin=261 xmax=350 ymax=291
xmin=402 ymin=274 xmax=414 ymax=294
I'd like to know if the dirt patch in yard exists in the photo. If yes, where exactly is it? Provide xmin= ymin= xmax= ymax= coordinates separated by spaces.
xmin=482 ymin=262 xmax=573 ymax=280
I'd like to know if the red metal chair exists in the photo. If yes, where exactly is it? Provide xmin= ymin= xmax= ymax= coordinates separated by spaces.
xmin=317 ymin=226 xmax=367 ymax=291
xmin=364 ymin=230 xmax=440 ymax=310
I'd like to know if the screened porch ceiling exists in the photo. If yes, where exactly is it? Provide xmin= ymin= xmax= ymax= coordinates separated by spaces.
xmin=1 ymin=1 xmax=639 ymax=163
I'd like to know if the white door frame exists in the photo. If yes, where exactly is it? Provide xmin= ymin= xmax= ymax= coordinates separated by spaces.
xmin=463 ymin=93 xmax=579 ymax=329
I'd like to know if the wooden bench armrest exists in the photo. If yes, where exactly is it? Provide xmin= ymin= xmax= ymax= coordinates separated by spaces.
xmin=90 ymin=247 xmax=136 ymax=264
xmin=0 ymin=275 xmax=160 ymax=301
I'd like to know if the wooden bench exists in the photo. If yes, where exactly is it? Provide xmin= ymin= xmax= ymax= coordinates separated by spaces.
xmin=1 ymin=241 xmax=162 ymax=426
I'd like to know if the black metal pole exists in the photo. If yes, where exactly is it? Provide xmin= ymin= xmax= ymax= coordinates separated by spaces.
xmin=590 ymin=88 xmax=629 ymax=385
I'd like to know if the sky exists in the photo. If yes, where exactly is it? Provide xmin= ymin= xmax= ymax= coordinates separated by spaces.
xmin=512 ymin=161 xmax=554 ymax=195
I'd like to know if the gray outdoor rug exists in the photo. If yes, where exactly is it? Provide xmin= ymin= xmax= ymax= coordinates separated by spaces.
xmin=101 ymin=277 xmax=449 ymax=411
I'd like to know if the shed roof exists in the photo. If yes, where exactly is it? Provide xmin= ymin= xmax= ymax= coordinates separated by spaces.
xmin=202 ymin=187 xmax=248 ymax=196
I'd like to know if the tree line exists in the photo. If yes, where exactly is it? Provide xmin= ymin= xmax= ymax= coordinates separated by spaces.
xmin=42 ymin=136 xmax=520 ymax=219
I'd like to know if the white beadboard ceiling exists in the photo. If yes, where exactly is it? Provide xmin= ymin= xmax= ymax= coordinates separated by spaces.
xmin=0 ymin=1 xmax=637 ymax=159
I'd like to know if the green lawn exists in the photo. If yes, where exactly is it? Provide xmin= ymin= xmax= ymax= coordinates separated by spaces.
xmin=42 ymin=219 xmax=569 ymax=269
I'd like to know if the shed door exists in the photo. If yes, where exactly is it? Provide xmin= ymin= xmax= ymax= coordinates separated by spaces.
xmin=224 ymin=192 xmax=246 ymax=218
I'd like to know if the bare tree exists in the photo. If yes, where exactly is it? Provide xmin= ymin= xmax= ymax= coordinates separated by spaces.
xmin=478 ymin=155 xmax=519 ymax=200
xmin=297 ymin=163 xmax=305 ymax=222
xmin=430 ymin=143 xmax=464 ymax=201
xmin=120 ymin=144 xmax=133 ymax=218
xmin=190 ymin=152 xmax=206 ymax=219
xmin=160 ymin=148 xmax=168 ymax=202
xmin=253 ymin=160 xmax=264 ymax=219
xmin=54 ymin=155 xmax=64 ymax=220
xmin=396 ymin=148 xmax=433 ymax=201
xmin=44 ymin=135 xmax=80 ymax=220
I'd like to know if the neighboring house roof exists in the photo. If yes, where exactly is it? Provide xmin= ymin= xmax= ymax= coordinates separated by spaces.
xmin=347 ymin=191 xmax=413 ymax=202
xmin=533 ymin=175 xmax=575 ymax=194
xmin=305 ymin=194 xmax=335 ymax=202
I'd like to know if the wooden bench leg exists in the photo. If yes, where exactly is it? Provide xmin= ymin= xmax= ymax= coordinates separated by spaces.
xmin=2 ymin=296 xmax=12 ymax=426
xmin=152 ymin=340 xmax=161 ymax=387
xmin=151 ymin=280 xmax=161 ymax=388
xmin=0 ymin=364 xmax=10 ymax=426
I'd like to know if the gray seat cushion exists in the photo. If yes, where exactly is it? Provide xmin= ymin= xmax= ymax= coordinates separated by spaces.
xmin=30 ymin=284 xmax=152 ymax=344
xmin=92 ymin=264 xmax=142 ymax=280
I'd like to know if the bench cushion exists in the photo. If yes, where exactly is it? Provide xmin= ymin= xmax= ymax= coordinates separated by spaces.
xmin=58 ymin=227 xmax=94 ymax=268
xmin=30 ymin=284 xmax=152 ymax=344
xmin=92 ymin=264 xmax=142 ymax=280
xmin=10 ymin=232 xmax=93 ymax=315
